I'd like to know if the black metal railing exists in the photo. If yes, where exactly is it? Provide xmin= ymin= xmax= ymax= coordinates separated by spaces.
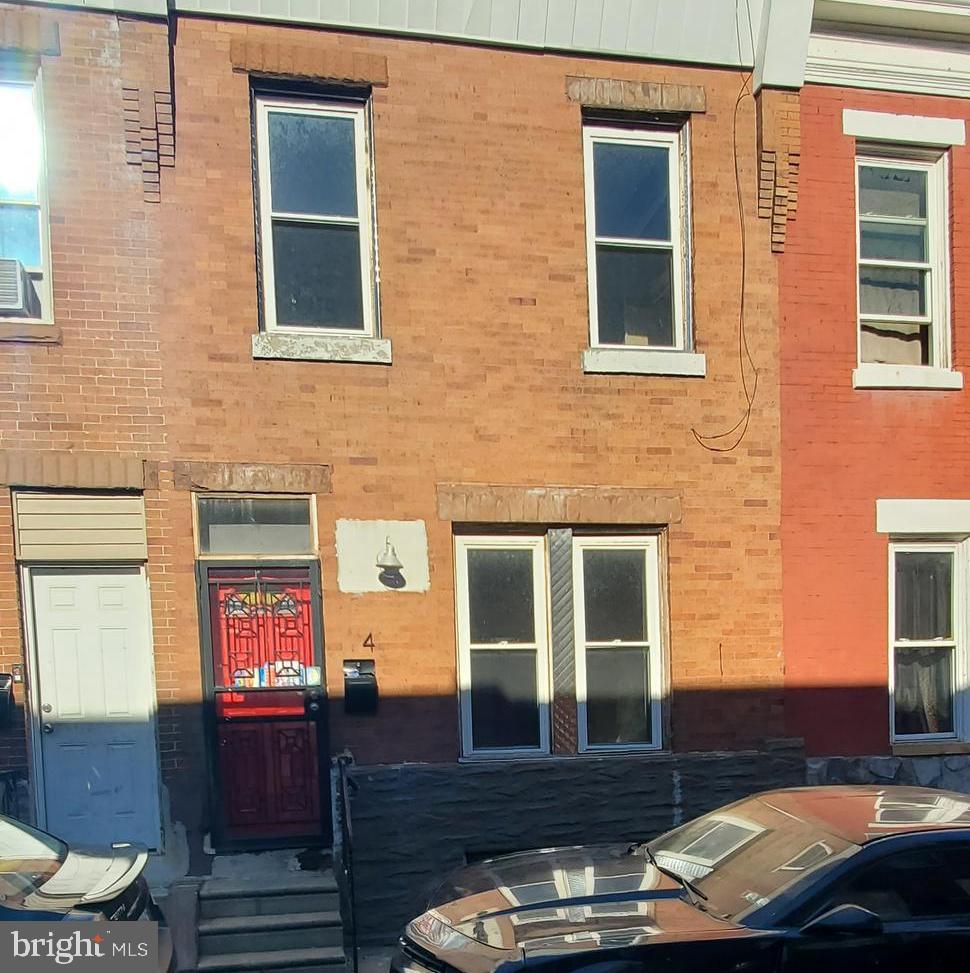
xmin=334 ymin=755 xmax=359 ymax=973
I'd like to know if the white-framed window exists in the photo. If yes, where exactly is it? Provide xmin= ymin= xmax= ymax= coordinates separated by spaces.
xmin=889 ymin=541 xmax=967 ymax=742
xmin=573 ymin=535 xmax=664 ymax=751
xmin=0 ymin=74 xmax=52 ymax=322
xmin=582 ymin=124 xmax=689 ymax=352
xmin=454 ymin=535 xmax=550 ymax=757
xmin=856 ymin=151 xmax=949 ymax=370
xmin=454 ymin=531 xmax=667 ymax=759
xmin=254 ymin=96 xmax=377 ymax=335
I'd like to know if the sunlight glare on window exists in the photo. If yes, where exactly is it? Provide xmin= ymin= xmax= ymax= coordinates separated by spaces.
xmin=0 ymin=85 xmax=41 ymax=203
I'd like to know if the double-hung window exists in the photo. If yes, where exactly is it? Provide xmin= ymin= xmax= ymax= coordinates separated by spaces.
xmin=890 ymin=543 xmax=965 ymax=742
xmin=454 ymin=532 xmax=666 ymax=758
xmin=454 ymin=536 xmax=550 ymax=756
xmin=573 ymin=536 xmax=663 ymax=750
xmin=856 ymin=152 xmax=949 ymax=372
xmin=582 ymin=123 xmax=700 ymax=376
xmin=0 ymin=77 xmax=51 ymax=322
xmin=254 ymin=96 xmax=377 ymax=335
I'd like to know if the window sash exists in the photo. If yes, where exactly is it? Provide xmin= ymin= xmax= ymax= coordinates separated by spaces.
xmin=0 ymin=77 xmax=51 ymax=320
xmin=455 ymin=536 xmax=551 ymax=757
xmin=254 ymin=97 xmax=377 ymax=336
xmin=583 ymin=126 xmax=687 ymax=351
xmin=572 ymin=535 xmax=664 ymax=752
xmin=889 ymin=541 xmax=965 ymax=742
xmin=855 ymin=153 xmax=949 ymax=368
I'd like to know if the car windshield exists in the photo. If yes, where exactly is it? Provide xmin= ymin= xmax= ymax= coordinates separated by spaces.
xmin=0 ymin=815 xmax=67 ymax=907
xmin=646 ymin=796 xmax=859 ymax=922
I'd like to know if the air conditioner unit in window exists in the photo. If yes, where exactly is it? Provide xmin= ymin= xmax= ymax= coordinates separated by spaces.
xmin=0 ymin=258 xmax=42 ymax=318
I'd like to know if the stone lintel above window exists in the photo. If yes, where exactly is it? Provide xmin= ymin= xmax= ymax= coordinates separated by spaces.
xmin=437 ymin=483 xmax=682 ymax=525
xmin=566 ymin=75 xmax=705 ymax=114
xmin=230 ymin=39 xmax=388 ymax=86
xmin=173 ymin=460 xmax=332 ymax=495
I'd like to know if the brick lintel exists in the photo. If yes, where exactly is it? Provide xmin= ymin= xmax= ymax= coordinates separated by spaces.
xmin=566 ymin=75 xmax=705 ymax=114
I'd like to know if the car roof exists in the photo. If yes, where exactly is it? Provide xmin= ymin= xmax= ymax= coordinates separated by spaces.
xmin=750 ymin=785 xmax=970 ymax=845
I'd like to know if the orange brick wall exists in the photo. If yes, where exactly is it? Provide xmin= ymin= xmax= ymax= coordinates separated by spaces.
xmin=0 ymin=5 xmax=790 ymax=847
xmin=780 ymin=84 xmax=970 ymax=756
xmin=158 ymin=18 xmax=786 ymax=769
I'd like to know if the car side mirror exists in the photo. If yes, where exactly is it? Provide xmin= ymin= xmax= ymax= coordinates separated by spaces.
xmin=801 ymin=904 xmax=883 ymax=937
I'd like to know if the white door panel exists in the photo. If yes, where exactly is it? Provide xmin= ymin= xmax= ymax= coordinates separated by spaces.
xmin=30 ymin=567 xmax=161 ymax=848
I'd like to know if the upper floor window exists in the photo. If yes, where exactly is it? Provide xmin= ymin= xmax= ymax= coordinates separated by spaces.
xmin=254 ymin=96 xmax=377 ymax=335
xmin=0 ymin=77 xmax=51 ymax=322
xmin=856 ymin=152 xmax=949 ymax=373
xmin=582 ymin=124 xmax=690 ymax=354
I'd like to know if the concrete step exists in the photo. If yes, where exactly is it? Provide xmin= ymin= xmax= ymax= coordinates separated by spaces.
xmin=198 ymin=911 xmax=344 ymax=956
xmin=199 ymin=873 xmax=340 ymax=919
xmin=196 ymin=945 xmax=345 ymax=973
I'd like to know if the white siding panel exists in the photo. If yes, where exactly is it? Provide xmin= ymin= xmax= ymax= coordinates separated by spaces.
xmin=379 ymin=0 xmax=408 ymax=28
xmin=600 ymin=0 xmax=632 ymax=52
xmin=572 ymin=0 xmax=604 ymax=48
xmin=14 ymin=494 xmax=148 ymax=562
xmin=545 ymin=0 xmax=577 ymax=48
xmin=517 ymin=0 xmax=548 ymax=43
xmin=406 ymin=0 xmax=435 ymax=29
xmin=27 ymin=0 xmax=756 ymax=66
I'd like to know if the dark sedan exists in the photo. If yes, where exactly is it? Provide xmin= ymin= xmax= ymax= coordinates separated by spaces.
xmin=394 ymin=785 xmax=970 ymax=973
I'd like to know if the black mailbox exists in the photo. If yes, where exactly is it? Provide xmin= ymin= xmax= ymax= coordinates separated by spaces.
xmin=343 ymin=660 xmax=378 ymax=715
xmin=0 ymin=674 xmax=13 ymax=729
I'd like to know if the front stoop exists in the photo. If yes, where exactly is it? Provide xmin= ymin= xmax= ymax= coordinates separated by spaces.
xmin=196 ymin=872 xmax=345 ymax=973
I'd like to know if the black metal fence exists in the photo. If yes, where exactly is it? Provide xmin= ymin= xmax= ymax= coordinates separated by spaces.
xmin=334 ymin=755 xmax=359 ymax=973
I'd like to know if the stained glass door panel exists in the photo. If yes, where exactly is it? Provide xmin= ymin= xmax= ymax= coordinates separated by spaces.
xmin=205 ymin=566 xmax=325 ymax=843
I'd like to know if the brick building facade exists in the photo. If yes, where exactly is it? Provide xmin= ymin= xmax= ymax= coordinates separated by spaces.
xmin=19 ymin=0 xmax=970 ymax=948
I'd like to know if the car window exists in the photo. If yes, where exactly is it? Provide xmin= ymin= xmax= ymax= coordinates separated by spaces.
xmin=809 ymin=845 xmax=970 ymax=923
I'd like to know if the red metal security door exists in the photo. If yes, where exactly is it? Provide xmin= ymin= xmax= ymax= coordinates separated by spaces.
xmin=205 ymin=566 xmax=327 ymax=845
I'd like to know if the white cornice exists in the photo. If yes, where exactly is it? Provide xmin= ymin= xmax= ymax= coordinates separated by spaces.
xmin=806 ymin=28 xmax=970 ymax=97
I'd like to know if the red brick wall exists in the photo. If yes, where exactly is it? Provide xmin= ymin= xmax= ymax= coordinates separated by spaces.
xmin=780 ymin=84 xmax=970 ymax=756
xmin=158 ymin=18 xmax=787 ymax=766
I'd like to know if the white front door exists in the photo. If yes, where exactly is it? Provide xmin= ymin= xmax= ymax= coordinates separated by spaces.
xmin=29 ymin=566 xmax=161 ymax=848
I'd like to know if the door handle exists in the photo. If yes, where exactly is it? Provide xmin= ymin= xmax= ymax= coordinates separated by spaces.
xmin=41 ymin=723 xmax=53 ymax=734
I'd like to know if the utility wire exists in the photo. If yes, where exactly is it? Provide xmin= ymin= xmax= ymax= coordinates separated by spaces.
xmin=691 ymin=0 xmax=760 ymax=452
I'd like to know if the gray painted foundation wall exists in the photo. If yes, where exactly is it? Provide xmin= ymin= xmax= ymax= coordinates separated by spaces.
xmin=342 ymin=744 xmax=807 ymax=943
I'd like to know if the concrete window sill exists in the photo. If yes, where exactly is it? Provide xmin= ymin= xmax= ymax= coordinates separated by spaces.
xmin=892 ymin=741 xmax=970 ymax=757
xmin=582 ymin=347 xmax=706 ymax=377
xmin=852 ymin=363 xmax=963 ymax=390
xmin=252 ymin=331 xmax=392 ymax=365
xmin=0 ymin=321 xmax=61 ymax=344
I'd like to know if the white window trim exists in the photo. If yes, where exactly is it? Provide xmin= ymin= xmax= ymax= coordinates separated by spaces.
xmin=454 ymin=535 xmax=551 ymax=759
xmin=843 ymin=109 xmax=966 ymax=148
xmin=0 ymin=71 xmax=53 ymax=326
xmin=582 ymin=125 xmax=691 ymax=357
xmin=888 ymin=540 xmax=968 ymax=744
xmin=572 ymin=535 xmax=664 ymax=753
xmin=254 ymin=97 xmax=378 ymax=337
xmin=854 ymin=149 xmax=953 ymax=378
xmin=877 ymin=499 xmax=970 ymax=535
